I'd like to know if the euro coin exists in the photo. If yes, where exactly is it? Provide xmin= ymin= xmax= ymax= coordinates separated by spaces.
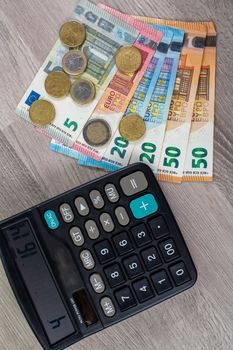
xmin=29 ymin=100 xmax=56 ymax=126
xmin=119 ymin=114 xmax=146 ymax=141
xmin=62 ymin=50 xmax=87 ymax=76
xmin=70 ymin=78 xmax=95 ymax=104
xmin=115 ymin=46 xmax=142 ymax=74
xmin=45 ymin=71 xmax=71 ymax=98
xmin=59 ymin=20 xmax=86 ymax=48
xmin=83 ymin=119 xmax=111 ymax=147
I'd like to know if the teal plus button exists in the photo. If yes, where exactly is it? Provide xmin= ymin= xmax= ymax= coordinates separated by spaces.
xmin=44 ymin=210 xmax=59 ymax=230
xmin=130 ymin=194 xmax=158 ymax=219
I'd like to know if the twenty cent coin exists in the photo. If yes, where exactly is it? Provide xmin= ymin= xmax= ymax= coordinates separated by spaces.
xmin=119 ymin=114 xmax=146 ymax=141
xmin=59 ymin=20 xmax=86 ymax=48
xmin=83 ymin=119 xmax=111 ymax=147
xmin=70 ymin=78 xmax=96 ymax=104
xmin=115 ymin=46 xmax=142 ymax=74
xmin=62 ymin=50 xmax=87 ymax=76
xmin=45 ymin=71 xmax=71 ymax=98
xmin=29 ymin=100 xmax=56 ymax=126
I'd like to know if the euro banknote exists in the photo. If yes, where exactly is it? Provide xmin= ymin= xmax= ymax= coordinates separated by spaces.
xmin=183 ymin=22 xmax=216 ymax=181
xmin=145 ymin=20 xmax=206 ymax=183
xmin=16 ymin=0 xmax=138 ymax=146
xmin=72 ymin=16 xmax=163 ymax=160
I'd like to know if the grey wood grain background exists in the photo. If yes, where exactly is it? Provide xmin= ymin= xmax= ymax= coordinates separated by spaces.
xmin=0 ymin=0 xmax=233 ymax=349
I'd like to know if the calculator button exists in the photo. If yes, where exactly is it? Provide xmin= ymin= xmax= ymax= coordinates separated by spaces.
xmin=80 ymin=250 xmax=95 ymax=270
xmin=148 ymin=216 xmax=169 ymax=238
xmin=85 ymin=220 xmax=100 ymax=240
xmin=89 ymin=190 xmax=104 ymax=209
xmin=151 ymin=270 xmax=172 ymax=294
xmin=132 ymin=278 xmax=154 ymax=302
xmin=94 ymin=240 xmax=115 ymax=264
xmin=74 ymin=197 xmax=89 ymax=216
xmin=130 ymin=194 xmax=158 ymax=219
xmin=115 ymin=287 xmax=136 ymax=311
xmin=104 ymin=263 xmax=125 ymax=287
xmin=100 ymin=297 xmax=116 ymax=317
xmin=99 ymin=213 xmax=115 ymax=232
xmin=141 ymin=246 xmax=162 ymax=271
xmin=69 ymin=226 xmax=85 ymax=247
xmin=105 ymin=183 xmax=119 ymax=203
xmin=90 ymin=273 xmax=105 ymax=294
xmin=123 ymin=255 xmax=144 ymax=279
xmin=169 ymin=262 xmax=190 ymax=286
xmin=159 ymin=239 xmax=180 ymax=262
xmin=112 ymin=232 xmax=133 ymax=255
xmin=131 ymin=223 xmax=151 ymax=247
xmin=115 ymin=207 xmax=129 ymax=226
xmin=120 ymin=171 xmax=148 ymax=196
xmin=59 ymin=203 xmax=74 ymax=223
xmin=44 ymin=210 xmax=59 ymax=230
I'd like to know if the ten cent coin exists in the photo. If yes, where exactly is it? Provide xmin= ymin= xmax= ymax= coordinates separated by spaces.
xmin=29 ymin=100 xmax=56 ymax=126
xmin=83 ymin=119 xmax=111 ymax=147
xmin=45 ymin=71 xmax=71 ymax=98
xmin=62 ymin=50 xmax=87 ymax=76
xmin=70 ymin=78 xmax=96 ymax=104
xmin=115 ymin=46 xmax=142 ymax=74
xmin=59 ymin=20 xmax=86 ymax=48
xmin=119 ymin=114 xmax=146 ymax=141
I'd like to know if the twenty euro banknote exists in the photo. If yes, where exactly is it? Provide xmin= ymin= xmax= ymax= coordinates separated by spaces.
xmin=147 ymin=19 xmax=206 ymax=183
xmin=73 ymin=15 xmax=163 ymax=160
xmin=16 ymin=0 xmax=138 ymax=146
xmin=183 ymin=22 xmax=216 ymax=181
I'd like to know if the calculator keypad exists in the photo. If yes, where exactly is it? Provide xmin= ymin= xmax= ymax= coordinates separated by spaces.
xmin=42 ymin=166 xmax=195 ymax=324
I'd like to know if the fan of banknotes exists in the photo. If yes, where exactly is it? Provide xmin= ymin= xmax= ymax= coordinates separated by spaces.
xmin=16 ymin=0 xmax=217 ymax=183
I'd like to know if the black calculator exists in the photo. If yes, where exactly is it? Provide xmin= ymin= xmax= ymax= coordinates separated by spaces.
xmin=0 ymin=163 xmax=197 ymax=350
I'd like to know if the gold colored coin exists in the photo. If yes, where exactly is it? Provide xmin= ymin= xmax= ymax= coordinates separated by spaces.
xmin=59 ymin=20 xmax=86 ymax=48
xmin=29 ymin=99 xmax=56 ymax=126
xmin=115 ymin=46 xmax=142 ymax=74
xmin=45 ymin=71 xmax=71 ymax=98
xmin=119 ymin=114 xmax=146 ymax=141
xmin=70 ymin=78 xmax=96 ymax=105
xmin=62 ymin=50 xmax=87 ymax=76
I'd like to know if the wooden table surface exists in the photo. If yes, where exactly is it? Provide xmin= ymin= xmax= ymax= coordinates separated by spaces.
xmin=0 ymin=0 xmax=233 ymax=349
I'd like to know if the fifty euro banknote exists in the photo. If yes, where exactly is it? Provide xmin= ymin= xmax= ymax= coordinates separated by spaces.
xmin=16 ymin=0 xmax=138 ymax=146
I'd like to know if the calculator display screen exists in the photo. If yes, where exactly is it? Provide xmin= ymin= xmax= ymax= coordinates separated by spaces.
xmin=2 ymin=219 xmax=75 ymax=345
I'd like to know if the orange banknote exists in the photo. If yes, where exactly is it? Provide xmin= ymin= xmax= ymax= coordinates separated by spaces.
xmin=183 ymin=22 xmax=216 ymax=181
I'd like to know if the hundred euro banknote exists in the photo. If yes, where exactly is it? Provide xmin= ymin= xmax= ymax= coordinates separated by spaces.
xmin=72 ymin=16 xmax=163 ymax=160
xmin=16 ymin=0 xmax=139 ymax=146
xmin=150 ymin=20 xmax=206 ymax=183
xmin=183 ymin=22 xmax=216 ymax=181
xmin=51 ymin=20 xmax=173 ymax=170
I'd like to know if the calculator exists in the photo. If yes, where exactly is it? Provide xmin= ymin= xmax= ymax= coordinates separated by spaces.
xmin=0 ymin=163 xmax=197 ymax=350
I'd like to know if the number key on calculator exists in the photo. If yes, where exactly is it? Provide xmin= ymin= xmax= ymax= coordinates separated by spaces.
xmin=0 ymin=163 xmax=197 ymax=350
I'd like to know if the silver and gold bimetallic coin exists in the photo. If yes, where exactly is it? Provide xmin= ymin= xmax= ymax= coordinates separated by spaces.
xmin=59 ymin=20 xmax=86 ymax=48
xmin=29 ymin=100 xmax=56 ymax=126
xmin=83 ymin=119 xmax=111 ymax=147
xmin=70 ymin=78 xmax=96 ymax=105
xmin=62 ymin=50 xmax=87 ymax=76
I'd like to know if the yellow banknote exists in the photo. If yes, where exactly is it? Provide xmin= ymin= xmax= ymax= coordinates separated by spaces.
xmin=137 ymin=18 xmax=206 ymax=183
xmin=183 ymin=22 xmax=216 ymax=181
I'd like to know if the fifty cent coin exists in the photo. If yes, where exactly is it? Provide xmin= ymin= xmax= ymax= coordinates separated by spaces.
xmin=62 ymin=50 xmax=87 ymax=76
xmin=115 ymin=46 xmax=142 ymax=75
xmin=29 ymin=100 xmax=56 ymax=126
xmin=45 ymin=71 xmax=71 ymax=98
xmin=83 ymin=119 xmax=111 ymax=147
xmin=119 ymin=114 xmax=146 ymax=141
xmin=59 ymin=20 xmax=86 ymax=48
xmin=70 ymin=78 xmax=96 ymax=105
